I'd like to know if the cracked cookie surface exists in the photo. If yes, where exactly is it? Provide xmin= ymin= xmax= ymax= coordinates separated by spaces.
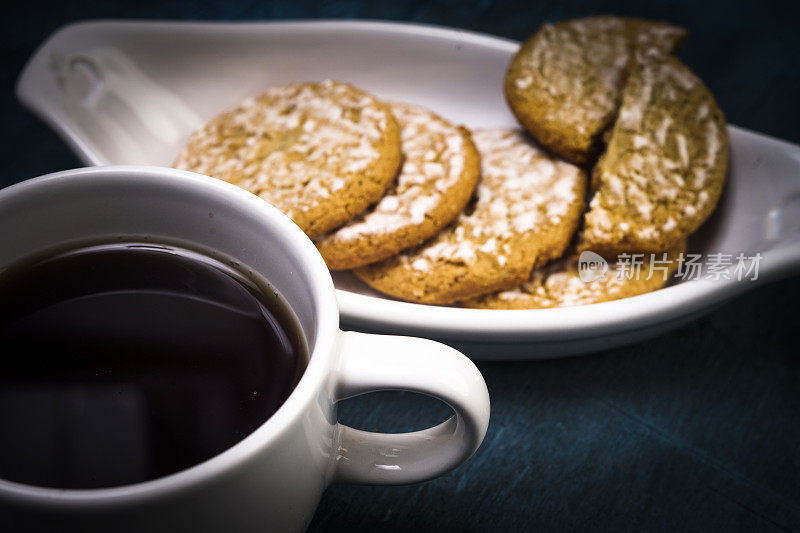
xmin=578 ymin=57 xmax=728 ymax=256
xmin=505 ymin=16 xmax=685 ymax=164
xmin=173 ymin=80 xmax=401 ymax=237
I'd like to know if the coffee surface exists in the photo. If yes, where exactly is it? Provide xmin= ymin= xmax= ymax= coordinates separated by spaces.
xmin=0 ymin=243 xmax=306 ymax=489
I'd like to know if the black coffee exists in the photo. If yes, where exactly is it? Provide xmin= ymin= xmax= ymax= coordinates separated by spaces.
xmin=0 ymin=243 xmax=307 ymax=489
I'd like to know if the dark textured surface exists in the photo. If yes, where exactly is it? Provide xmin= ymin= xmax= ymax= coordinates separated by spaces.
xmin=3 ymin=1 xmax=800 ymax=531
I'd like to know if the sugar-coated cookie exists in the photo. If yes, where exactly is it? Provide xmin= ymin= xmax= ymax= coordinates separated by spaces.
xmin=316 ymin=102 xmax=480 ymax=269
xmin=505 ymin=16 xmax=685 ymax=164
xmin=578 ymin=57 xmax=728 ymax=256
xmin=174 ymin=80 xmax=401 ymax=237
xmin=464 ymin=241 xmax=685 ymax=309
xmin=355 ymin=129 xmax=586 ymax=304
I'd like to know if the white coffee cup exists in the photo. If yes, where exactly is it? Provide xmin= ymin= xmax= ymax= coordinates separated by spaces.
xmin=0 ymin=166 xmax=490 ymax=532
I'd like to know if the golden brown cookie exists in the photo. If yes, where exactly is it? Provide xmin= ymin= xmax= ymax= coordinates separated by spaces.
xmin=354 ymin=129 xmax=586 ymax=304
xmin=505 ymin=16 xmax=685 ymax=164
xmin=315 ymin=102 xmax=480 ymax=270
xmin=578 ymin=56 xmax=728 ymax=256
xmin=464 ymin=241 xmax=685 ymax=309
xmin=173 ymin=80 xmax=401 ymax=237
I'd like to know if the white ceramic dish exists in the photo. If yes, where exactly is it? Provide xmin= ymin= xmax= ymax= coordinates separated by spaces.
xmin=15 ymin=20 xmax=800 ymax=359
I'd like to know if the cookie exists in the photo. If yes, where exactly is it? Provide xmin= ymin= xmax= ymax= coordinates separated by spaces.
xmin=315 ymin=102 xmax=480 ymax=270
xmin=173 ymin=80 xmax=401 ymax=237
xmin=354 ymin=129 xmax=586 ymax=304
xmin=505 ymin=16 xmax=685 ymax=164
xmin=578 ymin=56 xmax=728 ymax=256
xmin=464 ymin=241 xmax=685 ymax=309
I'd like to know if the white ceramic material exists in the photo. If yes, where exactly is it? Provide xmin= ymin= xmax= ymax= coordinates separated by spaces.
xmin=15 ymin=20 xmax=800 ymax=359
xmin=0 ymin=166 xmax=491 ymax=532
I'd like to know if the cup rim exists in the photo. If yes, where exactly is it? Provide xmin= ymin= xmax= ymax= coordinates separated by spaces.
xmin=0 ymin=165 xmax=340 ymax=507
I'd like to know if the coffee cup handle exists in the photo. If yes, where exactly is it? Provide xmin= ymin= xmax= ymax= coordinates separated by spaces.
xmin=331 ymin=331 xmax=490 ymax=485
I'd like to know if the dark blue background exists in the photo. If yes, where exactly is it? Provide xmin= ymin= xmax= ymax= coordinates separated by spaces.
xmin=3 ymin=1 xmax=800 ymax=531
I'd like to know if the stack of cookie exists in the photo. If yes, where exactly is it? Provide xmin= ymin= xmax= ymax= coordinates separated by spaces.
xmin=481 ymin=16 xmax=727 ymax=309
xmin=174 ymin=16 xmax=728 ymax=309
